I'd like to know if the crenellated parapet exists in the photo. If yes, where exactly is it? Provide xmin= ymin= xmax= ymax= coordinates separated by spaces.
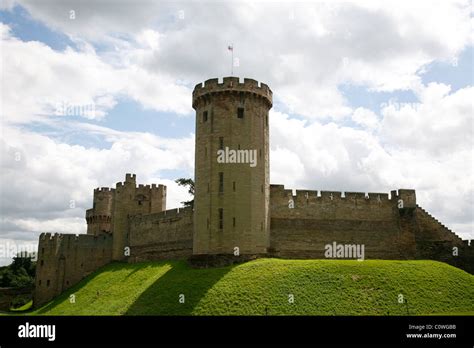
xmin=270 ymin=184 xmax=399 ymax=204
xmin=192 ymin=77 xmax=273 ymax=109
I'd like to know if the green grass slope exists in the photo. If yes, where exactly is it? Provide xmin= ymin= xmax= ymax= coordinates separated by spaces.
xmin=22 ymin=259 xmax=474 ymax=315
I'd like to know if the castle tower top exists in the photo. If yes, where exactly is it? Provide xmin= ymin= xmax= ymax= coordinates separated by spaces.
xmin=192 ymin=77 xmax=272 ymax=109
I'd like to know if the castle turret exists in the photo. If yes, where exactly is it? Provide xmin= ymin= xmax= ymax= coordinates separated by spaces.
xmin=86 ymin=187 xmax=114 ymax=235
xmin=192 ymin=77 xmax=273 ymax=255
xmin=111 ymin=174 xmax=167 ymax=261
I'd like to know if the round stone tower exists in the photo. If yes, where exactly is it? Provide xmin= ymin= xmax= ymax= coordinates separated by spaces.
xmin=192 ymin=77 xmax=273 ymax=255
xmin=86 ymin=188 xmax=113 ymax=236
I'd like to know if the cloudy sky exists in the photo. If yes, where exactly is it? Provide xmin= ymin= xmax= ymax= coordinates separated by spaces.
xmin=0 ymin=0 xmax=472 ymax=265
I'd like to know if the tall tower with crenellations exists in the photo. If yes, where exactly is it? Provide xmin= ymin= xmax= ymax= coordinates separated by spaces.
xmin=108 ymin=174 xmax=167 ymax=261
xmin=192 ymin=77 xmax=273 ymax=256
xmin=86 ymin=188 xmax=114 ymax=236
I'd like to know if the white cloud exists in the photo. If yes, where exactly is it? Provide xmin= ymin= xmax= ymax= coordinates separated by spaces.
xmin=0 ymin=23 xmax=192 ymax=126
xmin=380 ymin=83 xmax=473 ymax=156
xmin=352 ymin=107 xmax=380 ymax=130
xmin=7 ymin=0 xmax=472 ymax=119
xmin=0 ymin=124 xmax=194 ymax=242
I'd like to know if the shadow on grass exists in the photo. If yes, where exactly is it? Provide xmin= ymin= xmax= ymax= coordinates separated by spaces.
xmin=125 ymin=261 xmax=233 ymax=315
xmin=35 ymin=261 xmax=137 ymax=315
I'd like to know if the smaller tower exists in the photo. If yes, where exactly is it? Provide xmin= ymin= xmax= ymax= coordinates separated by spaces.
xmin=86 ymin=188 xmax=114 ymax=236
xmin=111 ymin=174 xmax=167 ymax=261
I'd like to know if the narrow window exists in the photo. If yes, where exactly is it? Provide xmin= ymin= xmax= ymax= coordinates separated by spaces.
xmin=40 ymin=260 xmax=44 ymax=266
xmin=207 ymin=218 xmax=209 ymax=229
xmin=138 ymin=200 xmax=142 ymax=206
xmin=237 ymin=107 xmax=244 ymax=119
xmin=219 ymin=208 xmax=224 ymax=230
xmin=266 ymin=114 xmax=268 ymax=126
xmin=205 ymin=147 xmax=207 ymax=158
xmin=233 ymin=217 xmax=236 ymax=227
xmin=233 ymin=181 xmax=236 ymax=192
xmin=42 ymin=248 xmax=44 ymax=254
xmin=203 ymin=111 xmax=208 ymax=122
xmin=219 ymin=137 xmax=224 ymax=150
xmin=47 ymin=280 xmax=50 ymax=287
xmin=219 ymin=172 xmax=224 ymax=193
xmin=38 ymin=280 xmax=42 ymax=286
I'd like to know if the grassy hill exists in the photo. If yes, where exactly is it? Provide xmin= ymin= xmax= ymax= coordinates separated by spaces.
xmin=18 ymin=259 xmax=474 ymax=315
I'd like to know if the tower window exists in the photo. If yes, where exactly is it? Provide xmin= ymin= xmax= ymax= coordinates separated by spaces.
xmin=266 ymin=114 xmax=268 ymax=126
xmin=203 ymin=111 xmax=208 ymax=122
xmin=47 ymin=280 xmax=50 ymax=287
xmin=237 ymin=107 xmax=244 ymax=119
xmin=233 ymin=217 xmax=236 ymax=227
xmin=219 ymin=137 xmax=224 ymax=150
xmin=219 ymin=208 xmax=223 ymax=229
xmin=219 ymin=172 xmax=224 ymax=193
xmin=233 ymin=181 xmax=236 ymax=192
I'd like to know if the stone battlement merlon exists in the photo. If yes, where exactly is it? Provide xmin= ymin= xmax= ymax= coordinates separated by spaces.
xmin=270 ymin=184 xmax=413 ymax=202
xmin=192 ymin=76 xmax=273 ymax=109
xmin=38 ymin=233 xmax=111 ymax=248
xmin=93 ymin=187 xmax=115 ymax=193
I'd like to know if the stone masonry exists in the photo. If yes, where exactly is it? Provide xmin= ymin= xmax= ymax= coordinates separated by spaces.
xmin=34 ymin=77 xmax=473 ymax=307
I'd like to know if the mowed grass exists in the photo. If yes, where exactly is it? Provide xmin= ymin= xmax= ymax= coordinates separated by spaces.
xmin=17 ymin=259 xmax=474 ymax=316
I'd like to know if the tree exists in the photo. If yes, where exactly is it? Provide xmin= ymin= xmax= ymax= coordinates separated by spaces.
xmin=175 ymin=178 xmax=194 ymax=208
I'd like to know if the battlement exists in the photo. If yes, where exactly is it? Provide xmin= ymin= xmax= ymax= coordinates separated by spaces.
xmin=270 ymin=184 xmax=400 ymax=203
xmin=126 ymin=173 xmax=136 ymax=182
xmin=39 ymin=232 xmax=110 ymax=243
xmin=136 ymin=183 xmax=166 ymax=194
xmin=192 ymin=77 xmax=273 ymax=108
xmin=93 ymin=187 xmax=114 ymax=193
xmin=270 ymin=185 xmax=410 ymax=207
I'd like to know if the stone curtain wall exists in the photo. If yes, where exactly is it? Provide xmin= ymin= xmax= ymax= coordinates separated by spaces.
xmin=128 ymin=207 xmax=194 ymax=262
xmin=34 ymin=233 xmax=112 ymax=307
xmin=268 ymin=185 xmax=405 ymax=259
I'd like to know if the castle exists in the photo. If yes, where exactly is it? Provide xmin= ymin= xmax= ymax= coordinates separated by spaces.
xmin=33 ymin=77 xmax=473 ymax=307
